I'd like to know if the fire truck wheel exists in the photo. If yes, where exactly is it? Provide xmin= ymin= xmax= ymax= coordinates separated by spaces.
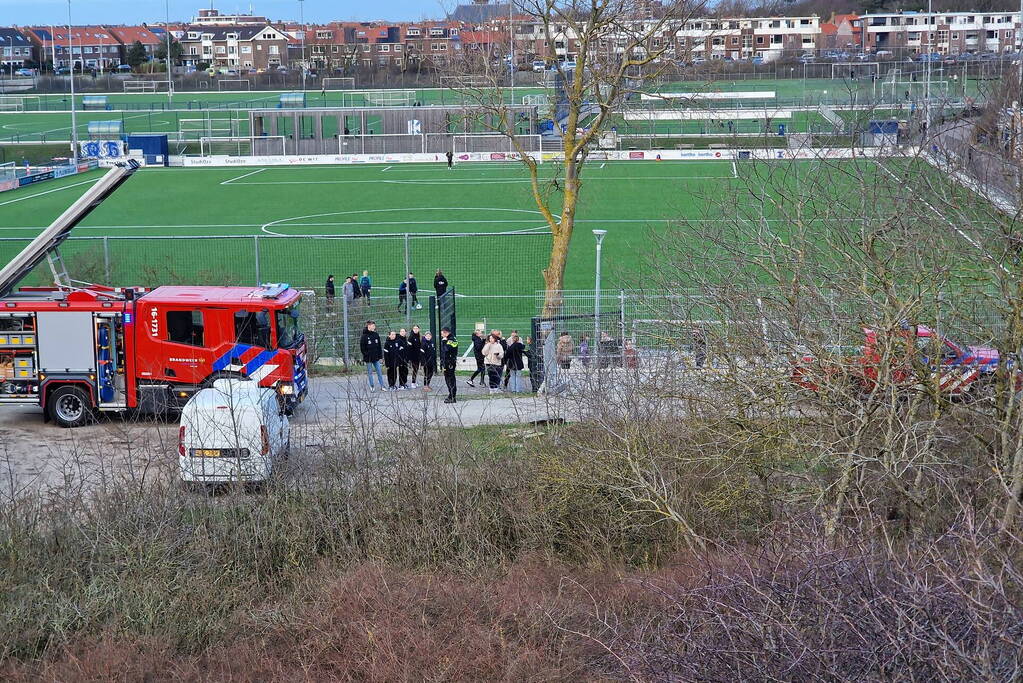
xmin=48 ymin=385 xmax=95 ymax=428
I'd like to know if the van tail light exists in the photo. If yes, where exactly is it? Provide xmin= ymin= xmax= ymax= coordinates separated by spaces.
xmin=178 ymin=426 xmax=186 ymax=457
xmin=260 ymin=425 xmax=270 ymax=455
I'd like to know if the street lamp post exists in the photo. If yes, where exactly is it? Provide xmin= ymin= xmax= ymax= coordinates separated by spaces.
xmin=592 ymin=229 xmax=607 ymax=368
xmin=299 ymin=0 xmax=306 ymax=92
xmin=67 ymin=0 xmax=78 ymax=165
xmin=165 ymin=0 xmax=174 ymax=105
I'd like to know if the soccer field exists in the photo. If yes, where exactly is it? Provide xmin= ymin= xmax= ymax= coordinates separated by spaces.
xmin=0 ymin=158 xmax=886 ymax=340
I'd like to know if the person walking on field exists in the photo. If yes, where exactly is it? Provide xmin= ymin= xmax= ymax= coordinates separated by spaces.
xmin=434 ymin=269 xmax=448 ymax=300
xmin=505 ymin=332 xmax=526 ymax=392
xmin=421 ymin=331 xmax=437 ymax=389
xmin=446 ymin=150 xmax=454 ymax=169
xmin=383 ymin=330 xmax=402 ymax=391
xmin=440 ymin=327 xmax=459 ymax=403
xmin=359 ymin=320 xmax=384 ymax=391
xmin=407 ymin=272 xmax=421 ymax=309
xmin=360 ymin=270 xmax=372 ymax=302
xmin=467 ymin=329 xmax=486 ymax=387
xmin=397 ymin=279 xmax=408 ymax=313
xmin=482 ymin=334 xmax=505 ymax=393
xmin=408 ymin=324 xmax=423 ymax=388
xmin=396 ymin=328 xmax=411 ymax=389
xmin=324 ymin=275 xmax=336 ymax=314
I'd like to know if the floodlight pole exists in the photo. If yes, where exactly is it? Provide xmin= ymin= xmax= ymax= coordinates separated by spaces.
xmin=593 ymin=229 xmax=607 ymax=369
xmin=924 ymin=0 xmax=932 ymax=131
xmin=67 ymin=0 xmax=79 ymax=165
xmin=165 ymin=0 xmax=174 ymax=105
xmin=299 ymin=0 xmax=306 ymax=93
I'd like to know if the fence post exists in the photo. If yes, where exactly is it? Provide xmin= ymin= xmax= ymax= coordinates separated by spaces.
xmin=619 ymin=289 xmax=626 ymax=345
xmin=253 ymin=235 xmax=261 ymax=285
xmin=342 ymin=288 xmax=350 ymax=365
xmin=403 ymin=232 xmax=411 ymax=330
xmin=103 ymin=236 xmax=111 ymax=282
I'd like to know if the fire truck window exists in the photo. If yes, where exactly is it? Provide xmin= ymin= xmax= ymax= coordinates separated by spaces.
xmin=235 ymin=310 xmax=270 ymax=348
xmin=167 ymin=310 xmax=205 ymax=347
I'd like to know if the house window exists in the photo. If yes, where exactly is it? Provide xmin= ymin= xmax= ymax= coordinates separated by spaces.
xmin=332 ymin=45 xmax=339 ymax=52
xmin=216 ymin=46 xmax=226 ymax=54
xmin=242 ymin=45 xmax=251 ymax=53
xmin=167 ymin=310 xmax=205 ymax=347
xmin=407 ymin=28 xmax=420 ymax=36
xmin=361 ymin=43 xmax=371 ymax=52
xmin=269 ymin=45 xmax=279 ymax=54
xmin=756 ymin=36 xmax=764 ymax=45
xmin=394 ymin=44 xmax=402 ymax=52
xmin=227 ymin=33 xmax=238 ymax=40
xmin=316 ymin=31 xmax=332 ymax=39
xmin=188 ymin=32 xmax=199 ymax=39
xmin=379 ymin=44 xmax=390 ymax=52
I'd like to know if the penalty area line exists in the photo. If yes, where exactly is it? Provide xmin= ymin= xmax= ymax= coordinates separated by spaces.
xmin=221 ymin=168 xmax=266 ymax=185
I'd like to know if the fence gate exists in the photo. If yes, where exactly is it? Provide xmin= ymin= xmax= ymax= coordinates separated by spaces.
xmin=429 ymin=289 xmax=457 ymax=355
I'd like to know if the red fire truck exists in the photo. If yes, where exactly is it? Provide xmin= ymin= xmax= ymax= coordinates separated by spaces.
xmin=0 ymin=162 xmax=308 ymax=427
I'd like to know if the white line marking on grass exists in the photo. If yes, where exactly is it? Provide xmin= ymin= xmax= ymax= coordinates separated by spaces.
xmin=0 ymin=178 xmax=98 ymax=208
xmin=382 ymin=166 xmax=393 ymax=172
xmin=228 ymin=175 xmax=736 ymax=187
xmin=732 ymin=160 xmax=738 ymax=178
xmin=600 ymin=163 xmax=606 ymax=169
xmin=259 ymin=207 xmax=560 ymax=236
xmin=220 ymin=168 xmax=266 ymax=185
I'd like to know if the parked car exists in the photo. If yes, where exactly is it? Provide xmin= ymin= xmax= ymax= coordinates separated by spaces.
xmin=875 ymin=50 xmax=894 ymax=59
xmin=691 ymin=56 xmax=707 ymax=65
xmin=54 ymin=66 xmax=70 ymax=75
xmin=13 ymin=68 xmax=34 ymax=77
xmin=531 ymin=60 xmax=546 ymax=72
xmin=178 ymin=378 xmax=290 ymax=487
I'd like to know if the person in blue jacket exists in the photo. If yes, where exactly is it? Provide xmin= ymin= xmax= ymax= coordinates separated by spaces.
xmin=360 ymin=270 xmax=372 ymax=301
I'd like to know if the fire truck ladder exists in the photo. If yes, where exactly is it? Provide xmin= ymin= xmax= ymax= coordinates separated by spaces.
xmin=0 ymin=160 xmax=140 ymax=298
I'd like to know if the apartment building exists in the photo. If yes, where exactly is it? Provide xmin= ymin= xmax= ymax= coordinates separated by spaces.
xmin=177 ymin=24 xmax=291 ymax=71
xmin=676 ymin=16 xmax=820 ymax=62
xmin=403 ymin=22 xmax=461 ymax=67
xmin=109 ymin=26 xmax=165 ymax=63
xmin=863 ymin=11 xmax=1020 ymax=55
xmin=0 ymin=27 xmax=33 ymax=70
xmin=25 ymin=26 xmax=122 ymax=70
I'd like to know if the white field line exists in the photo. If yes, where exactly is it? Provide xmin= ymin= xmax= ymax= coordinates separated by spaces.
xmin=732 ymin=160 xmax=738 ymax=178
xmin=220 ymin=168 xmax=266 ymax=185
xmin=0 ymin=178 xmax=99 ymax=208
xmin=225 ymin=175 xmax=737 ymax=186
xmin=875 ymin=160 xmax=1006 ymax=272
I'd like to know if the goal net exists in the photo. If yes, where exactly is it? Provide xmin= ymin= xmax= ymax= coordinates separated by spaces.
xmin=179 ymin=117 xmax=240 ymax=140
xmin=453 ymin=134 xmax=541 ymax=157
xmin=440 ymin=75 xmax=492 ymax=89
xmin=881 ymin=78 xmax=950 ymax=102
xmin=0 ymin=95 xmax=41 ymax=112
xmin=217 ymin=79 xmax=251 ymax=91
xmin=199 ymin=136 xmax=286 ymax=157
xmin=341 ymin=89 xmax=415 ymax=107
xmin=830 ymin=62 xmax=880 ymax=79
xmin=321 ymin=77 xmax=355 ymax=90
xmin=124 ymin=80 xmax=169 ymax=92
xmin=0 ymin=161 xmax=16 ymax=182
xmin=522 ymin=94 xmax=549 ymax=106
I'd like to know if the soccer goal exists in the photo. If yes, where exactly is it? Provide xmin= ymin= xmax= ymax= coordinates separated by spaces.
xmin=881 ymin=78 xmax=950 ymax=102
xmin=124 ymin=80 xmax=169 ymax=92
xmin=440 ymin=75 xmax=492 ymax=89
xmin=0 ymin=161 xmax=16 ymax=182
xmin=217 ymin=79 xmax=251 ymax=91
xmin=453 ymin=133 xmax=541 ymax=158
xmin=830 ymin=62 xmax=880 ymax=79
xmin=522 ymin=94 xmax=549 ymax=106
xmin=342 ymin=89 xmax=416 ymax=107
xmin=179 ymin=117 xmax=237 ymax=140
xmin=199 ymin=135 xmax=286 ymax=157
xmin=321 ymin=77 xmax=355 ymax=90
xmin=0 ymin=95 xmax=41 ymax=112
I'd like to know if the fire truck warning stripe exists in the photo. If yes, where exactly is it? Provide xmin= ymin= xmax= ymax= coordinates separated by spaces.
xmin=213 ymin=344 xmax=255 ymax=372
xmin=243 ymin=350 xmax=278 ymax=377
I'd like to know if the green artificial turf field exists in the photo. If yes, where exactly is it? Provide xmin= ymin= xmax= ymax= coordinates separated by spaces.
xmin=0 ymin=157 xmax=900 ymax=339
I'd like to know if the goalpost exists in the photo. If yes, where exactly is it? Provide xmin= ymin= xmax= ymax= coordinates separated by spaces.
xmin=881 ymin=78 xmax=950 ymax=102
xmin=341 ymin=89 xmax=416 ymax=106
xmin=124 ymin=80 xmax=170 ymax=92
xmin=830 ymin=62 xmax=880 ymax=79
xmin=0 ymin=95 xmax=41 ymax=112
xmin=179 ymin=117 xmax=238 ymax=140
xmin=0 ymin=161 xmax=16 ymax=182
xmin=321 ymin=77 xmax=355 ymax=90
xmin=440 ymin=75 xmax=492 ymax=89
xmin=522 ymin=94 xmax=548 ymax=106
xmin=199 ymin=136 xmax=286 ymax=157
xmin=453 ymin=134 xmax=542 ymax=158
xmin=217 ymin=79 xmax=251 ymax=91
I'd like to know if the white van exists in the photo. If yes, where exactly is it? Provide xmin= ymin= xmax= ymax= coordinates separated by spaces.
xmin=178 ymin=378 xmax=290 ymax=485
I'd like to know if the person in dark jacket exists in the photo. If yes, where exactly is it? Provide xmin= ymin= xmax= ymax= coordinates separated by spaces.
xmin=407 ymin=272 xmax=421 ymax=310
xmin=466 ymin=330 xmax=486 ymax=387
xmin=383 ymin=330 xmax=402 ymax=390
xmin=434 ymin=269 xmax=448 ymax=299
xmin=350 ymin=272 xmax=362 ymax=300
xmin=396 ymin=328 xmax=411 ymax=389
xmin=397 ymin=280 xmax=408 ymax=313
xmin=505 ymin=332 xmax=526 ymax=392
xmin=324 ymin=275 xmax=336 ymax=314
xmin=446 ymin=150 xmax=454 ymax=169
xmin=439 ymin=327 xmax=458 ymax=403
xmin=360 ymin=321 xmax=384 ymax=390
xmin=408 ymin=325 xmax=423 ymax=388
xmin=421 ymin=332 xmax=437 ymax=389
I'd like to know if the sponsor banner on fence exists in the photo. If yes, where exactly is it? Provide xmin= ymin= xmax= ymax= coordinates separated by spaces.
xmin=170 ymin=147 xmax=919 ymax=168
xmin=18 ymin=170 xmax=54 ymax=186
xmin=53 ymin=164 xmax=78 ymax=179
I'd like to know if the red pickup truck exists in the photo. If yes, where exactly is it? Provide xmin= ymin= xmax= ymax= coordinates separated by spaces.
xmin=791 ymin=325 xmax=1004 ymax=399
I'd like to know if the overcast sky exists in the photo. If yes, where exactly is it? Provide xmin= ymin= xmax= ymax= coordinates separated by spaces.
xmin=0 ymin=0 xmax=452 ymax=26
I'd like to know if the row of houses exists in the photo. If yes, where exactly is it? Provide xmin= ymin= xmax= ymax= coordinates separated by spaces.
xmin=2 ymin=7 xmax=1021 ymax=74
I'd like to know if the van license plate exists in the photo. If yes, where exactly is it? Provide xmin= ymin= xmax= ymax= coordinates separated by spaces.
xmin=194 ymin=449 xmax=222 ymax=458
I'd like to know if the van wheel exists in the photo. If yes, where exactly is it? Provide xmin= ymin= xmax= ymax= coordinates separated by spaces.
xmin=48 ymin=386 xmax=95 ymax=428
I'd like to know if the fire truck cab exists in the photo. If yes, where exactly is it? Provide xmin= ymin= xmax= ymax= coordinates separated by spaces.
xmin=0 ymin=162 xmax=308 ymax=427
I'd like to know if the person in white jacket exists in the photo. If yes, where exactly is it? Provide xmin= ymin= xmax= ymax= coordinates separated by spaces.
xmin=481 ymin=334 xmax=505 ymax=393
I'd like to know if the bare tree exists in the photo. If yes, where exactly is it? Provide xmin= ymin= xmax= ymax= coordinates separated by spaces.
xmin=448 ymin=0 xmax=706 ymax=313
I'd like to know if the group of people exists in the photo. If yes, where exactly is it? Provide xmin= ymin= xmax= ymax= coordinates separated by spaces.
xmin=554 ymin=331 xmax=638 ymax=370
xmin=467 ymin=329 xmax=530 ymax=394
xmin=325 ymin=271 xmax=373 ymax=311
xmin=359 ymin=321 xmax=460 ymax=403
xmin=396 ymin=269 xmax=450 ymax=313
